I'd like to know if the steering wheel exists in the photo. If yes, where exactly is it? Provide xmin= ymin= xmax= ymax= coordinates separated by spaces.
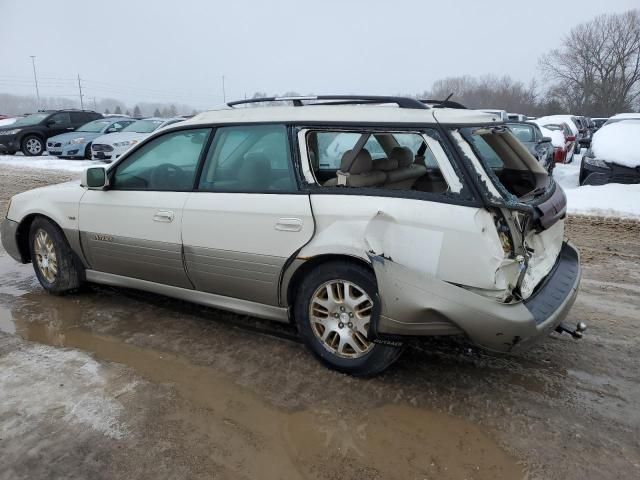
xmin=150 ymin=163 xmax=184 ymax=190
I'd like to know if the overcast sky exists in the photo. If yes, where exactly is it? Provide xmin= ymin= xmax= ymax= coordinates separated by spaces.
xmin=0 ymin=0 xmax=638 ymax=110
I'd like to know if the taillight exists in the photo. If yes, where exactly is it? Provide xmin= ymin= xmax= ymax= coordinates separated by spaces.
xmin=554 ymin=147 xmax=567 ymax=163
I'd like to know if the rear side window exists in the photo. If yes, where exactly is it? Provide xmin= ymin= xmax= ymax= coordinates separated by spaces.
xmin=198 ymin=124 xmax=296 ymax=192
xmin=320 ymin=133 xmax=386 ymax=168
xmin=113 ymin=128 xmax=210 ymax=191
xmin=49 ymin=112 xmax=71 ymax=125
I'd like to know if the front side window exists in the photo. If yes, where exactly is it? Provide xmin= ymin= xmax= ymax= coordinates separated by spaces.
xmin=112 ymin=128 xmax=210 ymax=191
xmin=198 ymin=124 xmax=296 ymax=192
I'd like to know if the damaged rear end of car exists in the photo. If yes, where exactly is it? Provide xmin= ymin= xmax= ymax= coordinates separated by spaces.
xmin=365 ymin=120 xmax=581 ymax=352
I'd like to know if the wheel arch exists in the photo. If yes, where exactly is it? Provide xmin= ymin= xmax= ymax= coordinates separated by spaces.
xmin=15 ymin=213 xmax=64 ymax=262
xmin=283 ymin=253 xmax=375 ymax=311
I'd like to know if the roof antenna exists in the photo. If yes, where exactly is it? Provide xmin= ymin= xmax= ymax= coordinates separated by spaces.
xmin=439 ymin=93 xmax=454 ymax=107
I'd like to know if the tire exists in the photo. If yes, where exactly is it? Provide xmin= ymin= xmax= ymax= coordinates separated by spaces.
xmin=28 ymin=217 xmax=83 ymax=294
xmin=21 ymin=135 xmax=44 ymax=156
xmin=294 ymin=261 xmax=402 ymax=376
xmin=84 ymin=143 xmax=92 ymax=159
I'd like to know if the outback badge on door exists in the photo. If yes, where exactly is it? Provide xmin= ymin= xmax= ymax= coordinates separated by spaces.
xmin=93 ymin=234 xmax=113 ymax=242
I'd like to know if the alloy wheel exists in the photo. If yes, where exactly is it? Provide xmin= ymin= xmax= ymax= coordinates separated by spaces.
xmin=33 ymin=229 xmax=58 ymax=283
xmin=309 ymin=280 xmax=374 ymax=358
xmin=26 ymin=138 xmax=43 ymax=155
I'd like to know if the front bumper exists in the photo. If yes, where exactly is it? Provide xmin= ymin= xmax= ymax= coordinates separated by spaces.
xmin=1 ymin=218 xmax=24 ymax=262
xmin=47 ymin=141 xmax=86 ymax=158
xmin=581 ymin=160 xmax=640 ymax=186
xmin=372 ymin=242 xmax=582 ymax=352
xmin=0 ymin=137 xmax=19 ymax=153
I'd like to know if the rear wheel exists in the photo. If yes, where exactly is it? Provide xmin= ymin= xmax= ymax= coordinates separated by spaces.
xmin=21 ymin=135 xmax=44 ymax=156
xmin=294 ymin=261 xmax=402 ymax=376
xmin=28 ymin=217 xmax=83 ymax=294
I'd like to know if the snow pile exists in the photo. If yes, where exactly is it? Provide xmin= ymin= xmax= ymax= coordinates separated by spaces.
xmin=0 ymin=155 xmax=102 ymax=172
xmin=591 ymin=120 xmax=640 ymax=168
xmin=538 ymin=125 xmax=565 ymax=148
xmin=554 ymin=162 xmax=640 ymax=219
xmin=0 ymin=117 xmax=17 ymax=127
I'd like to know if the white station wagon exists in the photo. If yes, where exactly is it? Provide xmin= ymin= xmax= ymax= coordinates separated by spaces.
xmin=1 ymin=96 xmax=583 ymax=375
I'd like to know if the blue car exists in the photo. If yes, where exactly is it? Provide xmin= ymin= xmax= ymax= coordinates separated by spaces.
xmin=46 ymin=117 xmax=135 ymax=159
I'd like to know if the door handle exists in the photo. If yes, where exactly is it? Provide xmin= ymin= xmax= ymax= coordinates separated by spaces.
xmin=275 ymin=217 xmax=303 ymax=232
xmin=153 ymin=210 xmax=174 ymax=222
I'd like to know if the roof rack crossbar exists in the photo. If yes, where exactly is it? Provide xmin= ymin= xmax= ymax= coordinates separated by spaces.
xmin=227 ymin=95 xmax=429 ymax=110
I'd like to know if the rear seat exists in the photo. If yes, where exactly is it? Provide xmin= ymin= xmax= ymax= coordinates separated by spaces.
xmin=324 ymin=148 xmax=387 ymax=187
xmin=384 ymin=146 xmax=427 ymax=189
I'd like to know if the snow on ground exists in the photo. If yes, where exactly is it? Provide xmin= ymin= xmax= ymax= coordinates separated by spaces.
xmin=554 ymin=158 xmax=640 ymax=219
xmin=0 ymin=154 xmax=102 ymax=172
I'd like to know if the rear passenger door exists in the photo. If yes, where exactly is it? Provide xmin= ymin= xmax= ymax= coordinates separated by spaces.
xmin=182 ymin=124 xmax=314 ymax=306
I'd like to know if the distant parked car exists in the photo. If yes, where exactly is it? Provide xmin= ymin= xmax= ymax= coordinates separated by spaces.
xmin=603 ymin=113 xmax=640 ymax=126
xmin=91 ymin=117 xmax=184 ymax=161
xmin=579 ymin=120 xmax=640 ymax=186
xmin=591 ymin=118 xmax=608 ymax=131
xmin=535 ymin=115 xmax=584 ymax=153
xmin=506 ymin=122 xmax=554 ymax=173
xmin=507 ymin=113 xmax=527 ymax=122
xmin=46 ymin=117 xmax=135 ymax=159
xmin=0 ymin=110 xmax=103 ymax=156
xmin=532 ymin=120 xmax=576 ymax=163
xmin=479 ymin=109 xmax=509 ymax=121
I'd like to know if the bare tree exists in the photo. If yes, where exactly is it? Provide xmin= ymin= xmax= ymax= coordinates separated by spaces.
xmin=423 ymin=75 xmax=540 ymax=114
xmin=539 ymin=9 xmax=640 ymax=116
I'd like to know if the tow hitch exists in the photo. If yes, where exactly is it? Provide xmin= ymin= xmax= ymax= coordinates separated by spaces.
xmin=555 ymin=321 xmax=587 ymax=339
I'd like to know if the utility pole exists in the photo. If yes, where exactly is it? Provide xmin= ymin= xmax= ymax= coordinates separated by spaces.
xmin=30 ymin=56 xmax=40 ymax=110
xmin=93 ymin=97 xmax=97 ymax=111
xmin=77 ymin=74 xmax=84 ymax=110
xmin=222 ymin=75 xmax=226 ymax=103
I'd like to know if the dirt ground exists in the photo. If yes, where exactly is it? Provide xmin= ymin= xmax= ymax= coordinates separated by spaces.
xmin=0 ymin=166 xmax=639 ymax=480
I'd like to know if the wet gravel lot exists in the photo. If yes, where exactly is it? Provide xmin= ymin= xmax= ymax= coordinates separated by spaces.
xmin=1 ymin=166 xmax=639 ymax=480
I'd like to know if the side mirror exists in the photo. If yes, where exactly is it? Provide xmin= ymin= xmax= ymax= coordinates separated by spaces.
xmin=81 ymin=167 xmax=108 ymax=190
xmin=45 ymin=119 xmax=56 ymax=127
xmin=540 ymin=137 xmax=552 ymax=143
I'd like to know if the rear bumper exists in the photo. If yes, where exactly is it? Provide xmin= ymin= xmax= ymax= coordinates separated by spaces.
xmin=373 ymin=242 xmax=581 ymax=352
xmin=0 ymin=218 xmax=24 ymax=262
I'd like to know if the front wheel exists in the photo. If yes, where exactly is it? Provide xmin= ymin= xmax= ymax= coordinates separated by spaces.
xmin=21 ymin=135 xmax=44 ymax=156
xmin=28 ymin=217 xmax=84 ymax=294
xmin=294 ymin=261 xmax=402 ymax=376
xmin=84 ymin=143 xmax=92 ymax=159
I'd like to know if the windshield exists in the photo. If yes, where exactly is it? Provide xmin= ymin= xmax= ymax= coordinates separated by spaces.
xmin=122 ymin=119 xmax=164 ymax=133
xmin=458 ymin=127 xmax=549 ymax=199
xmin=78 ymin=120 xmax=112 ymax=133
xmin=11 ymin=113 xmax=49 ymax=127
xmin=507 ymin=124 xmax=535 ymax=142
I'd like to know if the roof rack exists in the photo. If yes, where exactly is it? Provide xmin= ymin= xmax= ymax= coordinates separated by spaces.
xmin=420 ymin=99 xmax=467 ymax=109
xmin=227 ymin=95 xmax=429 ymax=110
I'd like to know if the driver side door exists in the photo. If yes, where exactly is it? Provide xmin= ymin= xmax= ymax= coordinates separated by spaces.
xmin=79 ymin=128 xmax=211 ymax=288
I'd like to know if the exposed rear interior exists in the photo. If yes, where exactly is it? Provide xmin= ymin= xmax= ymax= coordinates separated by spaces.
xmin=306 ymin=130 xmax=454 ymax=194
xmin=459 ymin=127 xmax=550 ymax=199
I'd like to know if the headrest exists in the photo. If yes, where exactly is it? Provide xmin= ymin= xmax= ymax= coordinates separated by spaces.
xmin=390 ymin=146 xmax=414 ymax=168
xmin=340 ymin=148 xmax=372 ymax=174
xmin=372 ymin=158 xmax=398 ymax=171
xmin=239 ymin=152 xmax=271 ymax=188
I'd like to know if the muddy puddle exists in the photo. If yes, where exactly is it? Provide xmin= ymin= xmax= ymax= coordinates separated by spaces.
xmin=0 ymin=254 xmax=525 ymax=479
